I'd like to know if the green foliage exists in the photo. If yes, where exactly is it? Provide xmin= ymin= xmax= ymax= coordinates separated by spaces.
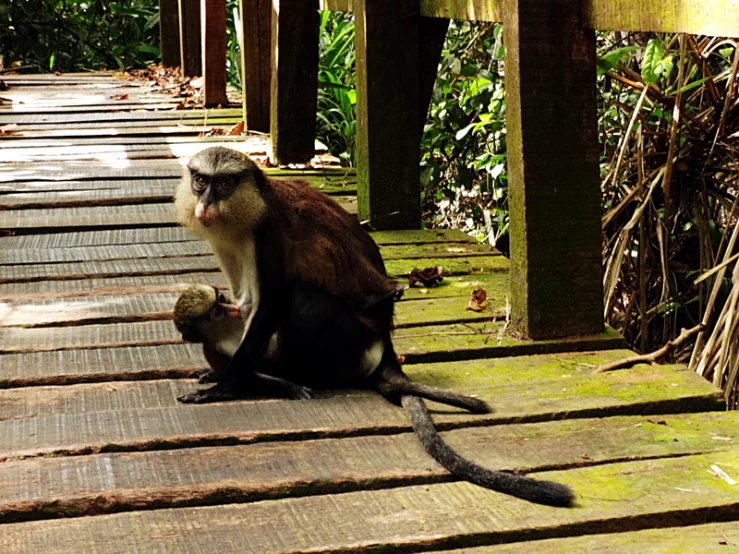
xmin=421 ymin=22 xmax=507 ymax=244
xmin=0 ymin=0 xmax=161 ymax=72
xmin=315 ymin=12 xmax=357 ymax=165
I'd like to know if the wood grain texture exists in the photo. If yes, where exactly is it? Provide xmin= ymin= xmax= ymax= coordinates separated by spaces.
xmin=159 ymin=0 xmax=182 ymax=66
xmin=2 ymin=451 xmax=739 ymax=553
xmin=201 ymin=0 xmax=229 ymax=106
xmin=270 ymin=0 xmax=319 ymax=163
xmin=585 ymin=0 xmax=739 ymax=36
xmin=0 ymin=411 xmax=735 ymax=522
xmin=503 ymin=0 xmax=603 ymax=339
xmin=240 ymin=0 xmax=272 ymax=131
xmin=0 ymin=359 xmax=722 ymax=456
xmin=355 ymin=0 xmax=421 ymax=230
xmin=179 ymin=0 xmax=203 ymax=76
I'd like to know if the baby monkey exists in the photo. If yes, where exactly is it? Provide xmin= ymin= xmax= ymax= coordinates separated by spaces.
xmin=173 ymin=284 xmax=575 ymax=507
xmin=174 ymin=284 xmax=309 ymax=397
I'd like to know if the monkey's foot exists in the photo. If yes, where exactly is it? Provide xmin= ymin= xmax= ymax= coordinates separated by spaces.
xmin=177 ymin=382 xmax=314 ymax=404
xmin=177 ymin=387 xmax=238 ymax=404
xmin=288 ymin=384 xmax=313 ymax=400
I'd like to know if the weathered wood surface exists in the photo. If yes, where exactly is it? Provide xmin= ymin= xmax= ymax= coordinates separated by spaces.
xmin=320 ymin=0 xmax=739 ymax=39
xmin=0 ymin=72 xmax=736 ymax=551
xmin=504 ymin=0 xmax=603 ymax=339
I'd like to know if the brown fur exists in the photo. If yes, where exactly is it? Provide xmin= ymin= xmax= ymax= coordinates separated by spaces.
xmin=262 ymin=177 xmax=396 ymax=299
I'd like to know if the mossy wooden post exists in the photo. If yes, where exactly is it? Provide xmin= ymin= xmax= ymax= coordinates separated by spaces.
xmin=178 ymin=0 xmax=202 ymax=76
xmin=159 ymin=0 xmax=181 ymax=67
xmin=270 ymin=0 xmax=319 ymax=164
xmin=503 ymin=0 xmax=604 ymax=339
xmin=201 ymin=0 xmax=228 ymax=106
xmin=239 ymin=0 xmax=271 ymax=131
xmin=355 ymin=0 xmax=421 ymax=230
xmin=419 ymin=17 xmax=449 ymax=134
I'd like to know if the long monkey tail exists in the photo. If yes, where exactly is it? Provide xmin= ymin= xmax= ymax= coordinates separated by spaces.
xmin=400 ymin=395 xmax=575 ymax=507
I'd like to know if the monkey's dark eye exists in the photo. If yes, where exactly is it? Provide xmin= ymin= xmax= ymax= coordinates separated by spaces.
xmin=215 ymin=180 xmax=233 ymax=195
xmin=210 ymin=305 xmax=224 ymax=321
xmin=192 ymin=175 xmax=208 ymax=194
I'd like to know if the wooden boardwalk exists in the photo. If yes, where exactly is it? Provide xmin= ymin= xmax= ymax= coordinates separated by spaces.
xmin=0 ymin=73 xmax=738 ymax=552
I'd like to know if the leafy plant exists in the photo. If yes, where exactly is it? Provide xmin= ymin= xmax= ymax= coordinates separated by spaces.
xmin=315 ymin=12 xmax=357 ymax=165
xmin=0 ymin=0 xmax=161 ymax=72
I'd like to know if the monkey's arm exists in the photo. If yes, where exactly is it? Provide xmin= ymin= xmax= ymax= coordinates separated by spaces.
xmin=178 ymin=301 xmax=311 ymax=403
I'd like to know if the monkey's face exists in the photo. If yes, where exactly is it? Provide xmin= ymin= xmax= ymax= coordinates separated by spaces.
xmin=175 ymin=147 xmax=268 ymax=237
xmin=174 ymin=285 xmax=245 ymax=345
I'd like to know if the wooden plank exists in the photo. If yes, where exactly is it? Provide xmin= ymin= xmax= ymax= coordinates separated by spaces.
xmin=0 ymin=198 xmax=357 ymax=232
xmin=0 ymin=322 xmax=623 ymax=378
xmin=0 ymin=227 xmax=195 ymax=249
xmin=0 ymin=185 xmax=174 ymax=209
xmin=160 ymin=0 xmax=182 ymax=66
xmin=0 ymin=177 xmax=355 ymax=207
xmin=0 ymin=291 xmax=499 ymax=328
xmin=440 ymin=521 xmax=739 ymax=554
xmin=0 ymin=227 xmax=465 ymax=250
xmin=0 ymin=203 xmax=178 ymax=231
xmin=0 ymin=177 xmax=179 ymax=191
xmin=1 ymin=450 xmax=738 ymax=552
xmin=0 ymin=134 xmax=259 ymax=150
xmin=503 ymin=0 xmax=603 ymax=339
xmin=0 ymin=411 xmax=736 ymax=522
xmin=0 ymin=116 xmax=241 ymax=132
xmin=355 ymin=0 xmax=421 ymax=230
xmin=270 ymin=0 xmax=320 ymax=163
xmin=419 ymin=0 xmax=501 ymax=21
xmin=179 ymin=0 xmax=202 ymax=76
xmin=0 ymin=252 xmax=506 ymax=285
xmin=0 ymin=357 xmax=723 ymax=456
xmin=0 ymin=122 xmax=242 ymax=140
xmin=0 ymin=320 xmax=184 ymax=353
xmin=0 ymin=270 xmax=505 ymax=304
xmin=585 ymin=0 xmax=739 ymax=37
xmin=201 ymin=0 xmax=229 ymax=106
xmin=0 ymin=108 xmax=242 ymax=125
xmin=0 ymin=239 xmax=489 ymax=265
xmin=319 ymin=0 xmax=502 ymax=22
xmin=240 ymin=0 xmax=272 ymax=132
xmin=0 ymin=347 xmax=205 ymax=387
xmin=436 ymin=522 xmax=739 ymax=553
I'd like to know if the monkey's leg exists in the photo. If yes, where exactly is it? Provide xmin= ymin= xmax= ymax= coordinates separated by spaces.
xmin=178 ymin=303 xmax=312 ymax=404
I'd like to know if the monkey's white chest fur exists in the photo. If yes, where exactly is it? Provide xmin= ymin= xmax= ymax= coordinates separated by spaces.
xmin=211 ymin=237 xmax=260 ymax=336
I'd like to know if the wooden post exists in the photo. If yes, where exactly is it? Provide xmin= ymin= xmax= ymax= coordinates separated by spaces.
xmin=159 ymin=0 xmax=181 ymax=67
xmin=201 ymin=0 xmax=228 ymax=106
xmin=178 ymin=0 xmax=202 ymax=77
xmin=355 ymin=0 xmax=421 ymax=230
xmin=270 ymin=0 xmax=319 ymax=164
xmin=503 ymin=0 xmax=604 ymax=339
xmin=239 ymin=0 xmax=271 ymax=132
xmin=418 ymin=17 xmax=448 ymax=135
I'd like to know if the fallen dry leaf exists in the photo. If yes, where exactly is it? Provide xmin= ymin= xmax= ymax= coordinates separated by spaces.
xmin=466 ymin=288 xmax=489 ymax=312
xmin=0 ymin=81 xmax=8 ymax=91
xmin=226 ymin=121 xmax=245 ymax=136
xmin=408 ymin=266 xmax=444 ymax=287
xmin=110 ymin=93 xmax=129 ymax=100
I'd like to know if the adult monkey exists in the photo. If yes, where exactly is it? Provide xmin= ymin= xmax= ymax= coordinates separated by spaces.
xmin=174 ymin=147 xmax=574 ymax=507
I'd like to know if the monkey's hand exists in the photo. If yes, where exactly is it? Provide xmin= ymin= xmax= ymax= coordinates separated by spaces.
xmin=178 ymin=373 xmax=313 ymax=404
